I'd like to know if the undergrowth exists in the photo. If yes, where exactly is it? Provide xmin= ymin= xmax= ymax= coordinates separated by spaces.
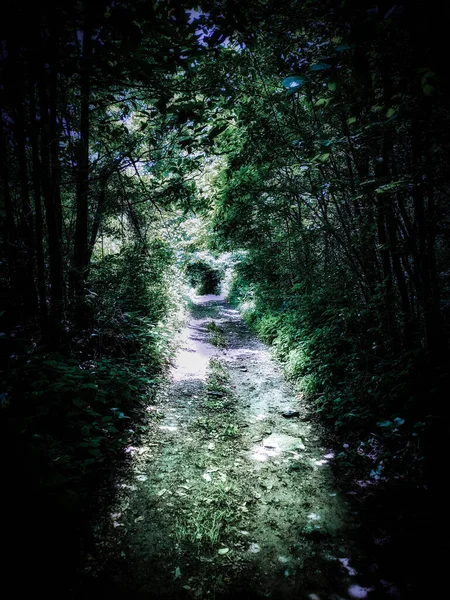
xmin=227 ymin=268 xmax=433 ymax=484
xmin=2 ymin=239 xmax=183 ymax=519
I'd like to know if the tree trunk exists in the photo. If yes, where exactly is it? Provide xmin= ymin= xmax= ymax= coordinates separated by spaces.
xmin=0 ymin=108 xmax=20 ymax=313
xmin=37 ymin=57 xmax=64 ymax=346
xmin=411 ymin=115 xmax=437 ymax=358
xmin=87 ymin=172 xmax=108 ymax=266
xmin=13 ymin=71 xmax=38 ymax=317
xmin=71 ymin=17 xmax=92 ymax=329
xmin=29 ymin=72 xmax=49 ymax=333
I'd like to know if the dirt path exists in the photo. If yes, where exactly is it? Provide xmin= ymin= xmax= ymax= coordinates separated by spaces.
xmin=84 ymin=295 xmax=385 ymax=599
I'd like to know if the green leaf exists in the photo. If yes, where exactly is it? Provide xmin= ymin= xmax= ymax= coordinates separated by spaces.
xmin=394 ymin=417 xmax=405 ymax=426
xmin=309 ymin=62 xmax=332 ymax=71
xmin=421 ymin=71 xmax=437 ymax=97
xmin=413 ymin=421 xmax=426 ymax=430
xmin=375 ymin=180 xmax=405 ymax=194
xmin=83 ymin=382 xmax=99 ymax=390
xmin=327 ymin=81 xmax=337 ymax=91
xmin=282 ymin=76 xmax=305 ymax=92
xmin=315 ymin=98 xmax=330 ymax=108
xmin=319 ymin=153 xmax=330 ymax=162
xmin=72 ymin=398 xmax=86 ymax=408
xmin=377 ymin=420 xmax=393 ymax=428
xmin=386 ymin=107 xmax=397 ymax=119
xmin=347 ymin=116 xmax=357 ymax=125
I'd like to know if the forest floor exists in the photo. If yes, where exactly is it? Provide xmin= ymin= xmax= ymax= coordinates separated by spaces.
xmin=79 ymin=295 xmax=415 ymax=600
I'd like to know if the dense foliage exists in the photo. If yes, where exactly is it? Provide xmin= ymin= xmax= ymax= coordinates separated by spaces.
xmin=200 ymin=0 xmax=450 ymax=484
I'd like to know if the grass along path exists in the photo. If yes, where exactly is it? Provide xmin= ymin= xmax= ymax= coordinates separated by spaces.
xmin=81 ymin=295 xmax=383 ymax=600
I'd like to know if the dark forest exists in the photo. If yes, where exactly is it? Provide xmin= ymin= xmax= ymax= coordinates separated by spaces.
xmin=1 ymin=1 xmax=449 ymax=598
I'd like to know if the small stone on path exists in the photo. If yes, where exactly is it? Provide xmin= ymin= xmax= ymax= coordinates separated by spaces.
xmin=263 ymin=433 xmax=305 ymax=452
xmin=282 ymin=409 xmax=300 ymax=418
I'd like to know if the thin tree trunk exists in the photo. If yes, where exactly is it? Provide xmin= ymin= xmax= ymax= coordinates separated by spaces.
xmin=71 ymin=17 xmax=92 ymax=328
xmin=13 ymin=73 xmax=38 ymax=316
xmin=29 ymin=73 xmax=49 ymax=333
xmin=411 ymin=116 xmax=435 ymax=356
xmin=0 ymin=108 xmax=20 ymax=309
xmin=37 ymin=57 xmax=64 ymax=345
xmin=87 ymin=172 xmax=108 ymax=266
xmin=422 ymin=99 xmax=443 ymax=358
xmin=49 ymin=36 xmax=65 ymax=303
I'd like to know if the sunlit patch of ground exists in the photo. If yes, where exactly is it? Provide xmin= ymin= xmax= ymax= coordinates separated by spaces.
xmin=83 ymin=295 xmax=398 ymax=599
xmin=172 ymin=295 xmax=226 ymax=382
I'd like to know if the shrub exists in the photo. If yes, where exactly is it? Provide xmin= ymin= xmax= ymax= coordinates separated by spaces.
xmin=1 ymin=238 xmax=179 ymax=520
xmin=284 ymin=345 xmax=310 ymax=380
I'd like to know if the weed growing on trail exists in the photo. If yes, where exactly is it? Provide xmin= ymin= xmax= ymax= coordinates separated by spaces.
xmin=206 ymin=320 xmax=227 ymax=348
xmin=196 ymin=415 xmax=221 ymax=435
xmin=205 ymin=358 xmax=231 ymax=396
xmin=222 ymin=423 xmax=239 ymax=438
xmin=195 ymin=415 xmax=240 ymax=439
xmin=195 ymin=357 xmax=241 ymax=439
xmin=174 ymin=482 xmax=240 ymax=550
xmin=203 ymin=396 xmax=229 ymax=410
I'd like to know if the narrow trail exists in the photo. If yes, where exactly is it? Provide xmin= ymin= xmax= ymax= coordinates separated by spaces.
xmin=84 ymin=295 xmax=385 ymax=599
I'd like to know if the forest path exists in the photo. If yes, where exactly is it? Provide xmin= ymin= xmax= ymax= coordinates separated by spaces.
xmin=85 ymin=295 xmax=380 ymax=600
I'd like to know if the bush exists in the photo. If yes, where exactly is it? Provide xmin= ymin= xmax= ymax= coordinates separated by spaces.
xmin=255 ymin=314 xmax=282 ymax=344
xmin=90 ymin=239 xmax=173 ymax=321
xmin=284 ymin=345 xmax=310 ymax=380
